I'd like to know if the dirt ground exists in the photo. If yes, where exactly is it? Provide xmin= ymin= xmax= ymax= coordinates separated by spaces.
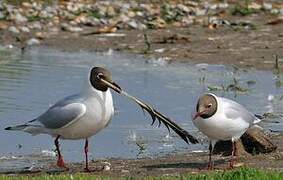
xmin=40 ymin=13 xmax=283 ymax=71
xmin=1 ymin=133 xmax=282 ymax=176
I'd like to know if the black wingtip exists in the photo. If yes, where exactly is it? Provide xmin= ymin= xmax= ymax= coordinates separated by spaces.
xmin=255 ymin=114 xmax=264 ymax=119
xmin=5 ymin=127 xmax=11 ymax=130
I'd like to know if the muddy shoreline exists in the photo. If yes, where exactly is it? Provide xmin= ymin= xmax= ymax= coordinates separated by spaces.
xmin=42 ymin=16 xmax=283 ymax=71
xmin=1 ymin=133 xmax=282 ymax=176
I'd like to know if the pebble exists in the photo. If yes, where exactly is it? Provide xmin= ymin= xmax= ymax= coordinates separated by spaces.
xmin=27 ymin=38 xmax=40 ymax=46
xmin=271 ymin=9 xmax=279 ymax=14
xmin=263 ymin=3 xmax=273 ymax=10
xmin=0 ymin=0 xmax=281 ymax=45
xmin=61 ymin=23 xmax=83 ymax=32
xmin=8 ymin=26 xmax=20 ymax=34
xmin=19 ymin=26 xmax=30 ymax=33
xmin=11 ymin=13 xmax=28 ymax=23
xmin=127 ymin=20 xmax=146 ymax=30
xmin=103 ymin=165 xmax=111 ymax=171
xmin=35 ymin=32 xmax=46 ymax=39
xmin=121 ymin=169 xmax=130 ymax=173
xmin=0 ymin=11 xmax=5 ymax=19
xmin=0 ymin=22 xmax=8 ymax=30
xmin=28 ymin=22 xmax=42 ymax=30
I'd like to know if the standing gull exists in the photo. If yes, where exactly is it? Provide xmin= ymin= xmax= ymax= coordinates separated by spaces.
xmin=5 ymin=67 xmax=198 ymax=171
xmin=192 ymin=93 xmax=260 ymax=169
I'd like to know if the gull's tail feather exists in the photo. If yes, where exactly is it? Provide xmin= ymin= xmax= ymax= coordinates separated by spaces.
xmin=5 ymin=124 xmax=29 ymax=131
xmin=121 ymin=91 xmax=199 ymax=144
xmin=5 ymin=123 xmax=45 ymax=135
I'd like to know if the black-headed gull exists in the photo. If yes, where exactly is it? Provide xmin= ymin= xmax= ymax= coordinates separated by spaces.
xmin=5 ymin=67 xmax=198 ymax=171
xmin=192 ymin=93 xmax=260 ymax=169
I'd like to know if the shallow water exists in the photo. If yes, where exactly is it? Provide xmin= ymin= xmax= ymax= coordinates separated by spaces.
xmin=0 ymin=47 xmax=282 ymax=171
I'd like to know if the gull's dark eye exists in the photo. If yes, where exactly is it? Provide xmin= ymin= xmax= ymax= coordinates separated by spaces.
xmin=97 ymin=73 xmax=104 ymax=79
xmin=206 ymin=103 xmax=212 ymax=108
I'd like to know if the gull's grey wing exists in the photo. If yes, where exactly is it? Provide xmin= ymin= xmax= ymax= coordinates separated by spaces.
xmin=37 ymin=95 xmax=86 ymax=129
xmin=220 ymin=97 xmax=260 ymax=125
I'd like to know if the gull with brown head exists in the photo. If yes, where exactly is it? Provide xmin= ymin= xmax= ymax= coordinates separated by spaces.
xmin=192 ymin=93 xmax=260 ymax=169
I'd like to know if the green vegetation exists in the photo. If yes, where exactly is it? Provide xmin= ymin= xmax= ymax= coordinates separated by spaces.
xmin=231 ymin=0 xmax=259 ymax=16
xmin=0 ymin=168 xmax=282 ymax=180
xmin=231 ymin=5 xmax=259 ymax=16
xmin=87 ymin=9 xmax=103 ymax=19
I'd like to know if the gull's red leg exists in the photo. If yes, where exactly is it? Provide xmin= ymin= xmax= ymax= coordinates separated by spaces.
xmin=229 ymin=141 xmax=236 ymax=168
xmin=54 ymin=135 xmax=67 ymax=168
xmin=84 ymin=138 xmax=91 ymax=172
xmin=207 ymin=141 xmax=214 ymax=170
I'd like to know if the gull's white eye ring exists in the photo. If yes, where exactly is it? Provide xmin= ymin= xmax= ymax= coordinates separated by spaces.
xmin=97 ymin=73 xmax=104 ymax=79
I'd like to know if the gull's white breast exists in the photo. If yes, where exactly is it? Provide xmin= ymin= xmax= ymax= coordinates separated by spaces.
xmin=193 ymin=96 xmax=256 ymax=141
xmin=51 ymin=90 xmax=114 ymax=139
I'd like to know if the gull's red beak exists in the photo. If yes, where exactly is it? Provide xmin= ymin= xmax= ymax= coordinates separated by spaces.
xmin=192 ymin=110 xmax=207 ymax=120
xmin=193 ymin=112 xmax=201 ymax=120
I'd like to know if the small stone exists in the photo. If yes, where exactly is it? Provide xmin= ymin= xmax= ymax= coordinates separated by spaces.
xmin=19 ymin=26 xmax=30 ymax=33
xmin=127 ymin=11 xmax=136 ymax=18
xmin=39 ymin=10 xmax=53 ymax=19
xmin=27 ymin=38 xmax=40 ymax=46
xmin=121 ymin=169 xmax=130 ymax=173
xmin=22 ymin=2 xmax=32 ymax=8
xmin=32 ymin=2 xmax=42 ymax=11
xmin=263 ymin=3 xmax=273 ymax=10
xmin=181 ymin=16 xmax=194 ymax=26
xmin=248 ymin=2 xmax=262 ymax=10
xmin=195 ymin=8 xmax=206 ymax=16
xmin=149 ymin=17 xmax=166 ymax=29
xmin=177 ymin=4 xmax=190 ymax=13
xmin=61 ymin=23 xmax=83 ymax=32
xmin=8 ymin=26 xmax=20 ymax=34
xmin=35 ymin=32 xmax=46 ymax=40
xmin=106 ymin=6 xmax=116 ymax=17
xmin=53 ymin=16 xmax=60 ymax=24
xmin=118 ymin=14 xmax=130 ymax=23
xmin=0 ymin=22 xmax=8 ymax=30
xmin=218 ymin=3 xmax=229 ymax=9
xmin=103 ymin=165 xmax=111 ymax=171
xmin=136 ymin=11 xmax=144 ymax=17
xmin=11 ymin=13 xmax=28 ymax=23
xmin=74 ymin=15 xmax=87 ymax=24
xmin=271 ymin=9 xmax=279 ymax=14
xmin=209 ymin=4 xmax=218 ymax=10
xmin=28 ymin=22 xmax=42 ymax=30
xmin=70 ymin=20 xmax=78 ymax=26
xmin=0 ymin=11 xmax=5 ymax=20
xmin=127 ymin=20 xmax=146 ymax=30
xmin=49 ymin=27 xmax=59 ymax=33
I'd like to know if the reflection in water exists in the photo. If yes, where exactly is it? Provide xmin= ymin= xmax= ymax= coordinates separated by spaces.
xmin=0 ymin=47 xmax=282 ymax=170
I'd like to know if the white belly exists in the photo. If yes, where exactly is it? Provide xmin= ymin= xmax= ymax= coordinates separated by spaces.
xmin=51 ymin=90 xmax=114 ymax=139
xmin=193 ymin=116 xmax=249 ymax=141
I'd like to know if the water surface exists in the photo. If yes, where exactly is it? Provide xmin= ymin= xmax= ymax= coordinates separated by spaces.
xmin=0 ymin=47 xmax=282 ymax=170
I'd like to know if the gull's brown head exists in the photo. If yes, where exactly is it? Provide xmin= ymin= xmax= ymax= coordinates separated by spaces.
xmin=193 ymin=94 xmax=217 ymax=120
xmin=90 ymin=67 xmax=121 ymax=93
